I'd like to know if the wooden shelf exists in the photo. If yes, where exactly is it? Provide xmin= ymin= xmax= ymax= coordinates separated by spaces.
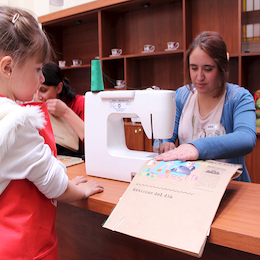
xmin=39 ymin=0 xmax=260 ymax=183
xmin=60 ymin=64 xmax=91 ymax=70
xmin=241 ymin=52 xmax=260 ymax=56
xmin=241 ymin=9 xmax=260 ymax=25
xmin=38 ymin=0 xmax=131 ymax=24
xmin=102 ymin=50 xmax=183 ymax=60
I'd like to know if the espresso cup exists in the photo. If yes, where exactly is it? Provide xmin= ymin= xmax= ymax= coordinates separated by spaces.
xmin=58 ymin=60 xmax=66 ymax=67
xmin=72 ymin=59 xmax=82 ymax=66
xmin=111 ymin=48 xmax=122 ymax=56
xmin=167 ymin=42 xmax=179 ymax=50
xmin=144 ymin=45 xmax=155 ymax=52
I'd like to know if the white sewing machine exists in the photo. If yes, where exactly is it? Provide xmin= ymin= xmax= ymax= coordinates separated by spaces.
xmin=84 ymin=89 xmax=175 ymax=182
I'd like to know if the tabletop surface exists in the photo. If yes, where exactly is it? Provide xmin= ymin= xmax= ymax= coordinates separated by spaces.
xmin=66 ymin=163 xmax=260 ymax=256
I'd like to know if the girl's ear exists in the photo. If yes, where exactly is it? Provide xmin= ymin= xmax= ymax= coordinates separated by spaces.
xmin=0 ymin=56 xmax=13 ymax=78
xmin=56 ymin=81 xmax=63 ymax=95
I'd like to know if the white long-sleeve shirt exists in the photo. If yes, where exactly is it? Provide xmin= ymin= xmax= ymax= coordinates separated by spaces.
xmin=0 ymin=97 xmax=68 ymax=198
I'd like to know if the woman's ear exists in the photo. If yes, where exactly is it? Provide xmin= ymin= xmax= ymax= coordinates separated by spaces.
xmin=56 ymin=82 xmax=63 ymax=95
xmin=0 ymin=56 xmax=13 ymax=78
xmin=226 ymin=52 xmax=230 ymax=61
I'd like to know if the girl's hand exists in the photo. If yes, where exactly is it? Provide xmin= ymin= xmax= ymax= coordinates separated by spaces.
xmin=78 ymin=180 xmax=104 ymax=199
xmin=155 ymin=143 xmax=199 ymax=162
xmin=71 ymin=175 xmax=88 ymax=185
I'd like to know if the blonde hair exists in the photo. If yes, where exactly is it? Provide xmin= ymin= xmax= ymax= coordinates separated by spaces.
xmin=0 ymin=6 xmax=52 ymax=66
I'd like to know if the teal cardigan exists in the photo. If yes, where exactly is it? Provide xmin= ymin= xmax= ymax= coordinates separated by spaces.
xmin=154 ymin=83 xmax=256 ymax=182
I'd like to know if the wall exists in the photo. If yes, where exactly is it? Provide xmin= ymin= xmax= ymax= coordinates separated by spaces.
xmin=0 ymin=0 xmax=96 ymax=17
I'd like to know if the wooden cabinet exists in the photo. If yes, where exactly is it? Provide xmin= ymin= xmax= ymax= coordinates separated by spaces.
xmin=39 ymin=0 xmax=260 ymax=94
xmin=124 ymin=122 xmax=153 ymax=152
xmin=245 ymin=131 xmax=260 ymax=184
xmin=39 ymin=0 xmax=260 ymax=183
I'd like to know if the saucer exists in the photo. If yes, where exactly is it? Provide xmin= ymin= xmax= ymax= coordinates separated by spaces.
xmin=165 ymin=48 xmax=178 ymax=51
xmin=114 ymin=85 xmax=125 ymax=89
xmin=109 ymin=54 xmax=122 ymax=57
xmin=141 ymin=50 xmax=155 ymax=53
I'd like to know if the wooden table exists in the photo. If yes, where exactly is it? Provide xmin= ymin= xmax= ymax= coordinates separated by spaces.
xmin=56 ymin=163 xmax=260 ymax=260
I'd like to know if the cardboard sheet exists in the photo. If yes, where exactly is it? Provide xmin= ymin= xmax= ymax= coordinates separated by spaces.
xmin=57 ymin=155 xmax=84 ymax=167
xmin=49 ymin=113 xmax=79 ymax=151
xmin=103 ymin=159 xmax=242 ymax=258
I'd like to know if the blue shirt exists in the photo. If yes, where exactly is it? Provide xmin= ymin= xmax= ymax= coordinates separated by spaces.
xmin=154 ymin=83 xmax=256 ymax=182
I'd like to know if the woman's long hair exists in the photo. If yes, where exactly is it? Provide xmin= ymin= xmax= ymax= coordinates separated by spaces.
xmin=185 ymin=31 xmax=229 ymax=98
xmin=42 ymin=61 xmax=77 ymax=103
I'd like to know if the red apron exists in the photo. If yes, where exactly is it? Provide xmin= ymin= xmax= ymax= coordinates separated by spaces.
xmin=0 ymin=102 xmax=58 ymax=259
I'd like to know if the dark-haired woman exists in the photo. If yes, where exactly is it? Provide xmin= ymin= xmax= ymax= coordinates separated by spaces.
xmin=154 ymin=31 xmax=256 ymax=182
xmin=35 ymin=61 xmax=85 ymax=158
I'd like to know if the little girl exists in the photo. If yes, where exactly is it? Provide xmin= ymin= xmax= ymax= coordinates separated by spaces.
xmin=0 ymin=6 xmax=104 ymax=259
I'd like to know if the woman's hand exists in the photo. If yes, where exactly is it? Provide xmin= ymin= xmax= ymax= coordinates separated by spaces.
xmin=46 ymin=98 xmax=85 ymax=141
xmin=155 ymin=143 xmax=199 ymax=161
xmin=46 ymin=98 xmax=68 ymax=117
xmin=154 ymin=142 xmax=176 ymax=153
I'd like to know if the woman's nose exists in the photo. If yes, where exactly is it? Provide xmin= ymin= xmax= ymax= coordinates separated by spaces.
xmin=197 ymin=69 xmax=205 ymax=81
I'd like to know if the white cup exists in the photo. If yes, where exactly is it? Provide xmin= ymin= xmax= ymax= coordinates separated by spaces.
xmin=58 ymin=60 xmax=66 ymax=67
xmin=144 ymin=45 xmax=155 ymax=52
xmin=72 ymin=59 xmax=82 ymax=66
xmin=111 ymin=48 xmax=122 ymax=56
xmin=167 ymin=42 xmax=179 ymax=50
xmin=116 ymin=80 xmax=125 ymax=88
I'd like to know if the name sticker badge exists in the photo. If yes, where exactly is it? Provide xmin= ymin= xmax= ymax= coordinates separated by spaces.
xmin=207 ymin=124 xmax=218 ymax=131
